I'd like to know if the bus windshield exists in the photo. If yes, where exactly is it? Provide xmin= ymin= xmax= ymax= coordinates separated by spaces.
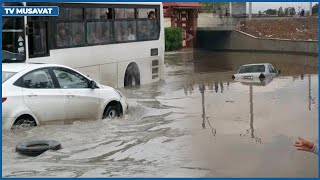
xmin=2 ymin=16 xmax=26 ymax=62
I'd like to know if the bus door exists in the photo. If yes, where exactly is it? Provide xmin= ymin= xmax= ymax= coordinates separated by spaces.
xmin=27 ymin=17 xmax=49 ymax=58
xmin=2 ymin=16 xmax=26 ymax=62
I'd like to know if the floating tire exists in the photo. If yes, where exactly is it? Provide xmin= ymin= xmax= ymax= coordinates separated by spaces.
xmin=16 ymin=140 xmax=61 ymax=157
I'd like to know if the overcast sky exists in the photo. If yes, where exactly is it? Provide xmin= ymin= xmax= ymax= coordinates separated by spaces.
xmin=246 ymin=2 xmax=317 ymax=13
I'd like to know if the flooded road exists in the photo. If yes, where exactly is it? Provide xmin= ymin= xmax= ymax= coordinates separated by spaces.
xmin=2 ymin=50 xmax=318 ymax=177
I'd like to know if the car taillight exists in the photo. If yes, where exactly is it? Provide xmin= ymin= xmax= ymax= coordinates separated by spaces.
xmin=259 ymin=73 xmax=265 ymax=79
xmin=2 ymin=97 xmax=7 ymax=103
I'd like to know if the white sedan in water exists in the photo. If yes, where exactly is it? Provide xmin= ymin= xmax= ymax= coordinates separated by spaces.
xmin=2 ymin=63 xmax=128 ymax=130
xmin=232 ymin=63 xmax=280 ymax=82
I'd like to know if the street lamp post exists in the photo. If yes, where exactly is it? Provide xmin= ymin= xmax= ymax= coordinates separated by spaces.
xmin=310 ymin=2 xmax=312 ymax=16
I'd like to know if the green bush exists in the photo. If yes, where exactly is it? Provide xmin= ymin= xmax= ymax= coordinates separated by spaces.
xmin=165 ymin=27 xmax=182 ymax=51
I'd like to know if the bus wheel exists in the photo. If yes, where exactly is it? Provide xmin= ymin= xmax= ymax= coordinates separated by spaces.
xmin=124 ymin=63 xmax=140 ymax=87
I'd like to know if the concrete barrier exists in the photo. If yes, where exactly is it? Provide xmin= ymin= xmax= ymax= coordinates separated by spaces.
xmin=196 ymin=29 xmax=318 ymax=55
xmin=197 ymin=13 xmax=245 ymax=31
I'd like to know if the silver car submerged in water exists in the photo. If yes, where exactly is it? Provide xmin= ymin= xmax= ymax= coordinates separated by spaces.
xmin=232 ymin=63 xmax=280 ymax=84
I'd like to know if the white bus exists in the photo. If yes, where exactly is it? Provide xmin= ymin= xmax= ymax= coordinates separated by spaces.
xmin=2 ymin=2 xmax=165 ymax=88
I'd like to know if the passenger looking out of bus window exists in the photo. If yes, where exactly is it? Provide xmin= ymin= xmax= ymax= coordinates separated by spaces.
xmin=148 ymin=11 xmax=156 ymax=19
xmin=88 ymin=33 xmax=100 ymax=44
xmin=73 ymin=32 xmax=84 ymax=46
xmin=127 ymin=26 xmax=136 ymax=41
xmin=102 ymin=29 xmax=112 ymax=43
xmin=117 ymin=30 xmax=126 ymax=41
xmin=56 ymin=26 xmax=71 ymax=47
xmin=139 ymin=24 xmax=149 ymax=40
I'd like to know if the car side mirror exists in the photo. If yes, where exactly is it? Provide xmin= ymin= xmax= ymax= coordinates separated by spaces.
xmin=90 ymin=80 xmax=97 ymax=89
xmin=277 ymin=70 xmax=281 ymax=74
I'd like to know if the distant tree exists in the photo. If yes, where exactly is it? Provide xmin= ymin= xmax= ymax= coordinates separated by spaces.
xmin=284 ymin=8 xmax=288 ymax=16
xmin=284 ymin=7 xmax=296 ymax=16
xmin=278 ymin=7 xmax=285 ymax=16
xmin=290 ymin=7 xmax=296 ymax=15
xmin=264 ymin=9 xmax=277 ymax=15
xmin=312 ymin=3 xmax=318 ymax=15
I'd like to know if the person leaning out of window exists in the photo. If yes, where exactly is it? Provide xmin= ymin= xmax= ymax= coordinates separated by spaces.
xmin=295 ymin=137 xmax=318 ymax=155
xmin=148 ymin=11 xmax=156 ymax=19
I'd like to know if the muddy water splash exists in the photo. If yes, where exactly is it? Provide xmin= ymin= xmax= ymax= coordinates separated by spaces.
xmin=3 ymin=50 xmax=318 ymax=177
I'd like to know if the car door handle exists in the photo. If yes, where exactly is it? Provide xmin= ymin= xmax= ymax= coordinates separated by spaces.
xmin=27 ymin=94 xmax=38 ymax=97
xmin=66 ymin=95 xmax=75 ymax=98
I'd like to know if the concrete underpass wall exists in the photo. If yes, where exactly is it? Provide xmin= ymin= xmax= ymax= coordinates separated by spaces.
xmin=197 ymin=13 xmax=245 ymax=31
xmin=196 ymin=30 xmax=318 ymax=55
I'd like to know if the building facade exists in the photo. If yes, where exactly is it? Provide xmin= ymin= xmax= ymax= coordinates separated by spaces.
xmin=163 ymin=2 xmax=202 ymax=48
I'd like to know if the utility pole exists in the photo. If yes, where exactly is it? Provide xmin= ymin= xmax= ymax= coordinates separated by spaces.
xmin=310 ymin=2 xmax=312 ymax=16
xmin=249 ymin=85 xmax=254 ymax=138
xmin=212 ymin=3 xmax=214 ymax=17
xmin=249 ymin=2 xmax=252 ymax=20
xmin=200 ymin=84 xmax=206 ymax=129
xmin=229 ymin=2 xmax=232 ymax=16
xmin=308 ymin=74 xmax=311 ymax=111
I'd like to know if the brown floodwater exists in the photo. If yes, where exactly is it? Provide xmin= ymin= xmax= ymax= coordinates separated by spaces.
xmin=2 ymin=49 xmax=318 ymax=177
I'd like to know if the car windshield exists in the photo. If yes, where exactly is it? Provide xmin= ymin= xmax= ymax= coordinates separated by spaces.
xmin=2 ymin=71 xmax=17 ymax=83
xmin=238 ymin=65 xmax=265 ymax=74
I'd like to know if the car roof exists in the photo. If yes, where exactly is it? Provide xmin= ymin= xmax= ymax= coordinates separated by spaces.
xmin=2 ymin=63 xmax=68 ymax=73
xmin=242 ymin=63 xmax=270 ymax=66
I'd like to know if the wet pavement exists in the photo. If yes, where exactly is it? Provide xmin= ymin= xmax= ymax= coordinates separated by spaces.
xmin=2 ymin=49 xmax=318 ymax=177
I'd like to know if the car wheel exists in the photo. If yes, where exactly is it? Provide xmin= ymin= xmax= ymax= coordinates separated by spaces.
xmin=12 ymin=115 xmax=37 ymax=129
xmin=103 ymin=105 xmax=120 ymax=119
xmin=16 ymin=140 xmax=61 ymax=157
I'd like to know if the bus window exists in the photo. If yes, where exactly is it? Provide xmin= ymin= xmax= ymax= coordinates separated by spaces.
xmin=115 ymin=21 xmax=136 ymax=42
xmin=137 ymin=20 xmax=159 ymax=41
xmin=87 ymin=21 xmax=113 ymax=44
xmin=2 ymin=17 xmax=26 ymax=62
xmin=137 ymin=21 xmax=149 ymax=40
xmin=87 ymin=22 xmax=101 ymax=44
xmin=58 ymin=8 xmax=83 ymax=20
xmin=137 ymin=8 xmax=159 ymax=41
xmin=115 ymin=8 xmax=135 ymax=19
xmin=138 ymin=8 xmax=157 ymax=19
xmin=56 ymin=22 xmax=84 ymax=47
xmin=147 ymin=20 xmax=159 ymax=39
xmin=28 ymin=21 xmax=49 ymax=57
xmin=86 ymin=8 xmax=113 ymax=20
